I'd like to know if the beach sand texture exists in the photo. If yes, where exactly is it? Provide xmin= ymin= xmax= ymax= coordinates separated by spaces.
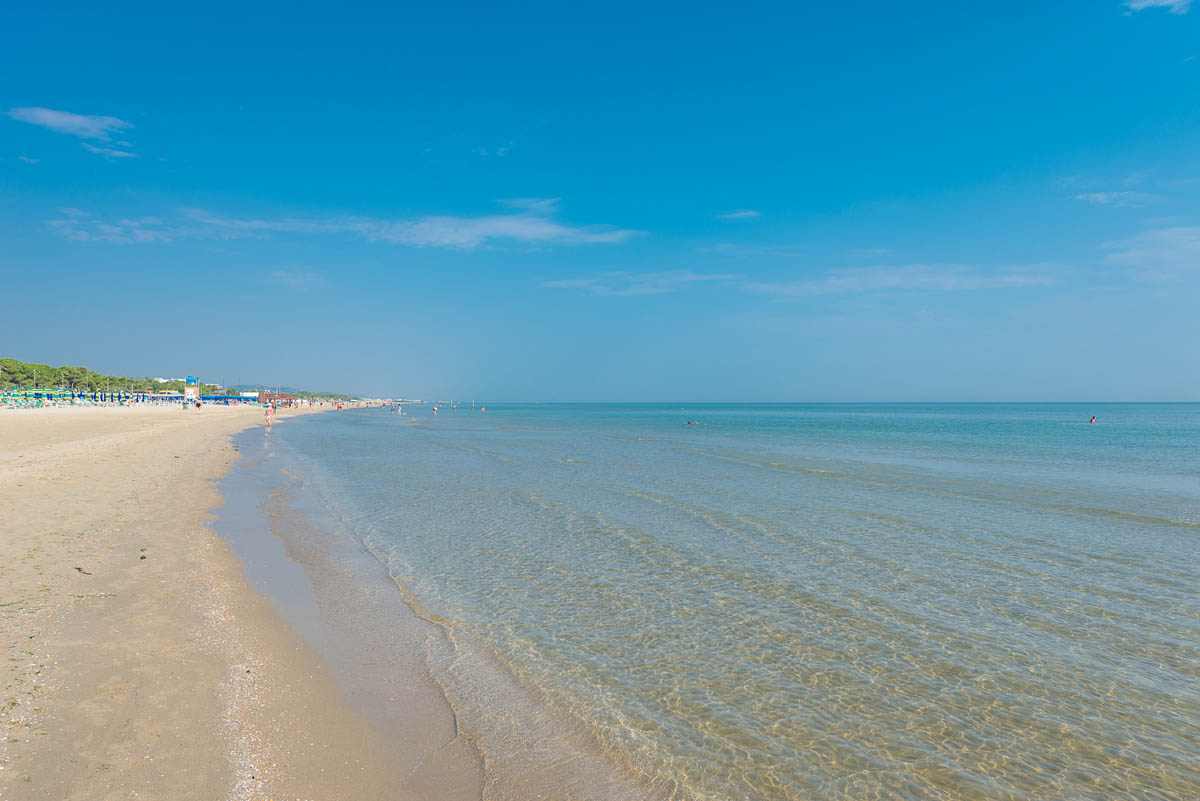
xmin=0 ymin=406 xmax=425 ymax=800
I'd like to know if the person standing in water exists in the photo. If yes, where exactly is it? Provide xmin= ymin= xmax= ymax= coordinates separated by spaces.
xmin=265 ymin=403 xmax=274 ymax=431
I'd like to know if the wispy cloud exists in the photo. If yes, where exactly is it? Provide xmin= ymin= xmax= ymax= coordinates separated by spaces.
xmin=368 ymin=214 xmax=634 ymax=248
xmin=7 ymin=106 xmax=133 ymax=140
xmin=81 ymin=142 xmax=140 ymax=160
xmin=500 ymin=197 xmax=560 ymax=213
xmin=48 ymin=201 xmax=638 ymax=251
xmin=184 ymin=209 xmax=635 ymax=249
xmin=1074 ymin=191 xmax=1154 ymax=207
xmin=48 ymin=210 xmax=172 ymax=243
xmin=716 ymin=209 xmax=761 ymax=219
xmin=473 ymin=144 xmax=511 ymax=157
xmin=1103 ymin=226 xmax=1200 ymax=280
xmin=703 ymin=242 xmax=807 ymax=257
xmin=545 ymin=264 xmax=1050 ymax=299
xmin=1124 ymin=169 xmax=1151 ymax=186
xmin=1125 ymin=0 xmax=1191 ymax=13
xmin=7 ymin=107 xmax=138 ymax=158
xmin=745 ymin=264 xmax=1057 ymax=298
xmin=543 ymin=270 xmax=736 ymax=296
xmin=180 ymin=209 xmax=352 ymax=237
xmin=17 ymin=155 xmax=39 ymax=164
xmin=262 ymin=268 xmax=326 ymax=291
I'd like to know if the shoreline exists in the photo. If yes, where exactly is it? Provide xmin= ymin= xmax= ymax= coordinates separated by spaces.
xmin=215 ymin=419 xmax=658 ymax=801
xmin=214 ymin=424 xmax=487 ymax=800
xmin=0 ymin=405 xmax=410 ymax=800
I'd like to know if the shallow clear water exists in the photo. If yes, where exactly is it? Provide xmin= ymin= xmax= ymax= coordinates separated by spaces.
xmin=272 ymin=404 xmax=1200 ymax=800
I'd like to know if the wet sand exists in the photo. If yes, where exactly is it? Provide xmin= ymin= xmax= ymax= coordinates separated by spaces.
xmin=215 ymin=423 xmax=652 ymax=801
xmin=0 ymin=405 xmax=439 ymax=800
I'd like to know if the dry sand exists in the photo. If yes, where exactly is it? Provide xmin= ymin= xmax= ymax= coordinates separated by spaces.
xmin=0 ymin=404 xmax=423 ymax=800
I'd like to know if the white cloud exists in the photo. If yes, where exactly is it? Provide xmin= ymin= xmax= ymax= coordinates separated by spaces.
xmin=1124 ymin=169 xmax=1151 ymax=186
xmin=366 ymin=214 xmax=634 ymax=248
xmin=543 ymin=270 xmax=736 ymax=296
xmin=500 ymin=197 xmax=561 ymax=213
xmin=180 ymin=209 xmax=352 ymax=236
xmin=262 ymin=268 xmax=325 ymax=291
xmin=473 ymin=143 xmax=513 ymax=157
xmin=703 ymin=242 xmax=807 ymax=257
xmin=1125 ymin=0 xmax=1191 ymax=13
xmin=48 ymin=211 xmax=172 ymax=243
xmin=716 ymin=209 xmax=761 ymax=219
xmin=17 ymin=155 xmax=39 ymax=164
xmin=7 ymin=107 xmax=133 ymax=140
xmin=1074 ymin=191 xmax=1154 ymax=207
xmin=81 ymin=142 xmax=139 ymax=160
xmin=744 ymin=264 xmax=1056 ymax=298
xmin=1103 ymin=226 xmax=1200 ymax=280
xmin=49 ymin=202 xmax=638 ymax=251
xmin=185 ymin=207 xmax=635 ymax=249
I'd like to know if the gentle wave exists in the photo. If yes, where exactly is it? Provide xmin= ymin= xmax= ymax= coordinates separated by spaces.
xmin=274 ymin=403 xmax=1200 ymax=801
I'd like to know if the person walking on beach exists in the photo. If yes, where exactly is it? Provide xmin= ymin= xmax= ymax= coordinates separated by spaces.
xmin=265 ymin=403 xmax=274 ymax=431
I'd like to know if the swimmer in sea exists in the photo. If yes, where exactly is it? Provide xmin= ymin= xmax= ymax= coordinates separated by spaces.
xmin=1090 ymin=416 xmax=1096 ymax=424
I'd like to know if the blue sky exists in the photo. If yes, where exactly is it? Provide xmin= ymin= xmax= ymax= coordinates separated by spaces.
xmin=2 ymin=0 xmax=1198 ymax=400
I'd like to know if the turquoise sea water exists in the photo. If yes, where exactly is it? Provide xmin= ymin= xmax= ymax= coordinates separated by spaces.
xmin=266 ymin=404 xmax=1199 ymax=800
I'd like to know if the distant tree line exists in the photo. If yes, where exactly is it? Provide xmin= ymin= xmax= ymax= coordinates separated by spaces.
xmin=0 ymin=358 xmax=230 ymax=395
xmin=0 ymin=357 xmax=350 ymax=399
xmin=295 ymin=390 xmax=355 ymax=401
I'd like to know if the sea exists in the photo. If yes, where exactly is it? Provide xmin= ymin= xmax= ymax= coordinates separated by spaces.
xmin=216 ymin=403 xmax=1199 ymax=801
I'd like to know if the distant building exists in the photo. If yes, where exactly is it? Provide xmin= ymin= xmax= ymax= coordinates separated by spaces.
xmin=239 ymin=391 xmax=260 ymax=398
xmin=258 ymin=391 xmax=299 ymax=407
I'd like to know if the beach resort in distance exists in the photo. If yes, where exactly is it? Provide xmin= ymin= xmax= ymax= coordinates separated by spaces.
xmin=5 ymin=2 xmax=1200 ymax=799
xmin=0 ymin=364 xmax=408 ymax=798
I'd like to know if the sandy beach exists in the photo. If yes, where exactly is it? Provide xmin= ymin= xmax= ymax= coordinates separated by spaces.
xmin=0 ymin=405 xmax=409 ymax=800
